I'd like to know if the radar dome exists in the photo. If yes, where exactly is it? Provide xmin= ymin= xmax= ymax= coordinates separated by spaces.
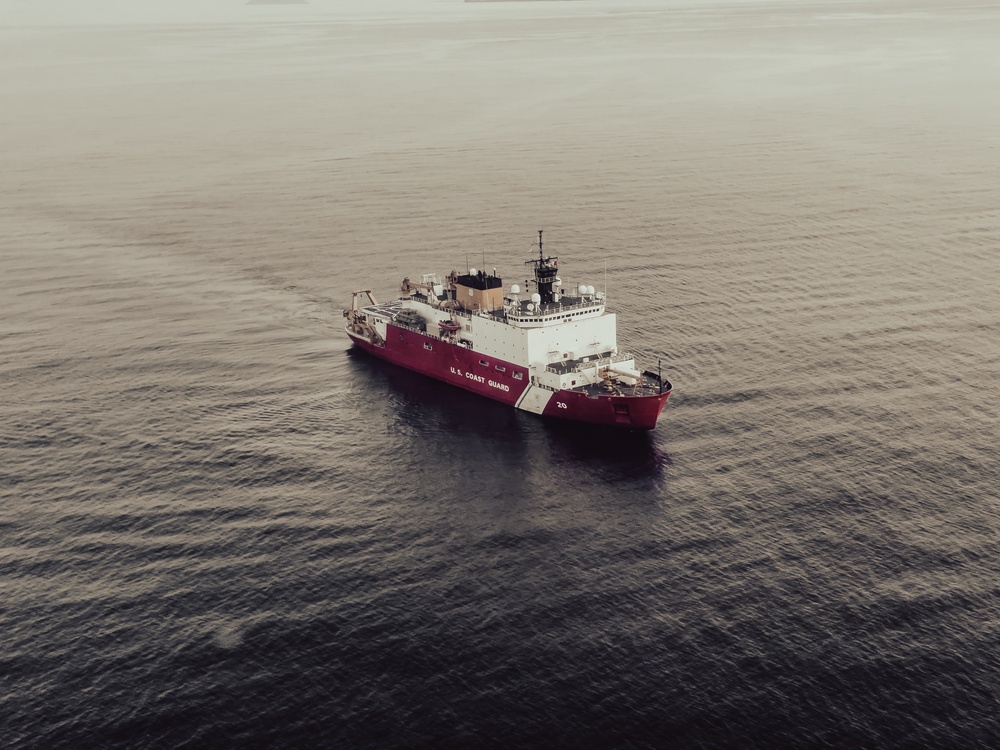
xmin=531 ymin=293 xmax=541 ymax=304
xmin=586 ymin=285 xmax=595 ymax=296
xmin=578 ymin=284 xmax=587 ymax=295
xmin=510 ymin=284 xmax=521 ymax=294
xmin=469 ymin=267 xmax=477 ymax=276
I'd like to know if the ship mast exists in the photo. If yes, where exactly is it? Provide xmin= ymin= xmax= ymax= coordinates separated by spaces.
xmin=526 ymin=228 xmax=559 ymax=305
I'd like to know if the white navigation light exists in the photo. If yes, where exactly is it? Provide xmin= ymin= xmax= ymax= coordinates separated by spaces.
xmin=511 ymin=284 xmax=521 ymax=294
xmin=531 ymin=293 xmax=541 ymax=304
xmin=578 ymin=284 xmax=587 ymax=295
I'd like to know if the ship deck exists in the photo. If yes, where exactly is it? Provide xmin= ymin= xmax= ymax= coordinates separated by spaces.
xmin=568 ymin=377 xmax=670 ymax=399
xmin=545 ymin=352 xmax=615 ymax=375
xmin=361 ymin=300 xmax=402 ymax=320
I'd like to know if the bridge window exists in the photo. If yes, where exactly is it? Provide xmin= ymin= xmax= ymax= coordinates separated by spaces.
xmin=424 ymin=342 xmax=433 ymax=351
xmin=513 ymin=372 xmax=523 ymax=380
xmin=479 ymin=360 xmax=489 ymax=366
xmin=495 ymin=365 xmax=506 ymax=373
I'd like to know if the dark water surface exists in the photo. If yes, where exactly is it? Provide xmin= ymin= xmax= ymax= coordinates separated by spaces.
xmin=3 ymin=1 xmax=999 ymax=747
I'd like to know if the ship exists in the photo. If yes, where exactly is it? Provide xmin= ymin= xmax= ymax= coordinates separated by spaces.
xmin=343 ymin=231 xmax=672 ymax=429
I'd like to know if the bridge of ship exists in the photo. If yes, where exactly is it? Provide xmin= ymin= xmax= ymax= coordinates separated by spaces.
xmin=487 ymin=295 xmax=604 ymax=325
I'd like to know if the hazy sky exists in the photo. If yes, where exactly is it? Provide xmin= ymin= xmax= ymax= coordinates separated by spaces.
xmin=0 ymin=0 xmax=809 ymax=26
xmin=0 ymin=0 xmax=453 ymax=25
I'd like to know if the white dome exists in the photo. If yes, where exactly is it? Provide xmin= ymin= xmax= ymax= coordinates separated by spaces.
xmin=526 ymin=303 xmax=535 ymax=312
xmin=510 ymin=284 xmax=521 ymax=295
xmin=578 ymin=284 xmax=588 ymax=295
xmin=469 ymin=267 xmax=477 ymax=276
xmin=530 ymin=293 xmax=541 ymax=304
xmin=586 ymin=285 xmax=595 ymax=296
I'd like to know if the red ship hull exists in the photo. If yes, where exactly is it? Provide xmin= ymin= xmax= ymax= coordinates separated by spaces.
xmin=348 ymin=324 xmax=670 ymax=429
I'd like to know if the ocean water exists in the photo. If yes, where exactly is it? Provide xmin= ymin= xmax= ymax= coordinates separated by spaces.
xmin=2 ymin=0 xmax=999 ymax=747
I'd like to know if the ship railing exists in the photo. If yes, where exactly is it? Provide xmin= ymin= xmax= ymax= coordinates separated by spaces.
xmin=440 ymin=300 xmax=601 ymax=322
xmin=390 ymin=316 xmax=471 ymax=346
xmin=507 ymin=298 xmax=604 ymax=320
xmin=393 ymin=322 xmax=428 ymax=334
